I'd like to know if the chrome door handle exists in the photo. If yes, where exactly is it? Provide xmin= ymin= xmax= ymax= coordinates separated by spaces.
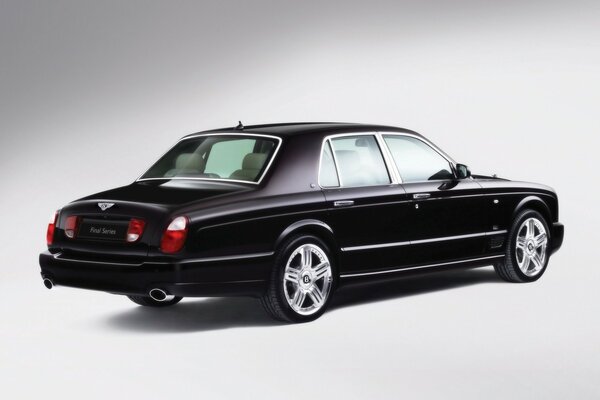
xmin=334 ymin=200 xmax=354 ymax=207
xmin=413 ymin=193 xmax=430 ymax=199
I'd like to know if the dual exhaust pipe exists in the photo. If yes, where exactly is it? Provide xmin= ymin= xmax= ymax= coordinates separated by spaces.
xmin=149 ymin=288 xmax=173 ymax=302
xmin=43 ymin=278 xmax=54 ymax=290
xmin=43 ymin=278 xmax=171 ymax=303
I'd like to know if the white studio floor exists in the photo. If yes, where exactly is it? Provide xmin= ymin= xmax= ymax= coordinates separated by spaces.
xmin=2 ymin=245 xmax=598 ymax=399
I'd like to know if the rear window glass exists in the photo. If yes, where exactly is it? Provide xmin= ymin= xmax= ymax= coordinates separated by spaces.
xmin=140 ymin=135 xmax=279 ymax=183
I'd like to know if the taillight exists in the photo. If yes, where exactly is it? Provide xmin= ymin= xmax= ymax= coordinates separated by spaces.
xmin=160 ymin=216 xmax=188 ymax=254
xmin=127 ymin=218 xmax=146 ymax=243
xmin=46 ymin=211 xmax=59 ymax=246
xmin=65 ymin=216 xmax=80 ymax=239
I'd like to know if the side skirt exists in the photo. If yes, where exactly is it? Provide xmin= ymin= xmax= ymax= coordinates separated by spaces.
xmin=339 ymin=254 xmax=505 ymax=281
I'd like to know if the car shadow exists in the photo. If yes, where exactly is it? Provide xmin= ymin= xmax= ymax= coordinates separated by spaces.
xmin=102 ymin=267 xmax=501 ymax=333
xmin=103 ymin=297 xmax=282 ymax=333
xmin=330 ymin=267 xmax=500 ymax=310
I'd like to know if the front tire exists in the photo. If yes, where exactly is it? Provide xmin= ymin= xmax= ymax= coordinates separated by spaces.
xmin=261 ymin=235 xmax=336 ymax=323
xmin=494 ymin=209 xmax=551 ymax=283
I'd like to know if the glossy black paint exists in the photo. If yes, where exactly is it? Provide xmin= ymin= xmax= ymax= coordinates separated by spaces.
xmin=39 ymin=122 xmax=564 ymax=298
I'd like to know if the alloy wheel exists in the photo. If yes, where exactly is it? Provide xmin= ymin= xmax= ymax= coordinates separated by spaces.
xmin=515 ymin=217 xmax=548 ymax=277
xmin=283 ymin=243 xmax=333 ymax=316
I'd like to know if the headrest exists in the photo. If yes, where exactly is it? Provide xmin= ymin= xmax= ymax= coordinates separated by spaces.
xmin=176 ymin=153 xmax=203 ymax=170
xmin=335 ymin=150 xmax=360 ymax=169
xmin=242 ymin=153 xmax=268 ymax=170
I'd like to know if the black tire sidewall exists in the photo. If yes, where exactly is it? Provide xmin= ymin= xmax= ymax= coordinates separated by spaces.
xmin=507 ymin=210 xmax=551 ymax=282
xmin=273 ymin=235 xmax=337 ymax=322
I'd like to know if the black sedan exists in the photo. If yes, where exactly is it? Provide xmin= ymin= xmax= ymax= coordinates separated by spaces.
xmin=40 ymin=122 xmax=564 ymax=322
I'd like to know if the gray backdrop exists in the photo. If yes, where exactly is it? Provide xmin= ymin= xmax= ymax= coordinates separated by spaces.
xmin=1 ymin=1 xmax=598 ymax=399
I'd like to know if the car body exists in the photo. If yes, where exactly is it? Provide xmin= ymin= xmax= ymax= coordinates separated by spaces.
xmin=40 ymin=122 xmax=564 ymax=322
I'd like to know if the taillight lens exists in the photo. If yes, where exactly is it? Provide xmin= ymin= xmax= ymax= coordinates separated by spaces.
xmin=126 ymin=218 xmax=146 ymax=243
xmin=65 ymin=216 xmax=80 ymax=239
xmin=160 ymin=216 xmax=188 ymax=254
xmin=46 ymin=211 xmax=59 ymax=246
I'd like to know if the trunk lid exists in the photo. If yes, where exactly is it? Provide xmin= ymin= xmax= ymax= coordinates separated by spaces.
xmin=52 ymin=179 xmax=252 ymax=259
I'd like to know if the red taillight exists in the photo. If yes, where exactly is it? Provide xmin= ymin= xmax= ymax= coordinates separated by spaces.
xmin=126 ymin=218 xmax=146 ymax=243
xmin=46 ymin=211 xmax=59 ymax=246
xmin=160 ymin=216 xmax=188 ymax=254
xmin=65 ymin=216 xmax=80 ymax=239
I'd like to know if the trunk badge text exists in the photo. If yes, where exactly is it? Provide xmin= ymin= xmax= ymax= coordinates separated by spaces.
xmin=98 ymin=202 xmax=115 ymax=211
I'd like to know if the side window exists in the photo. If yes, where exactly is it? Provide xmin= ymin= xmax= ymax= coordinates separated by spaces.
xmin=319 ymin=141 xmax=340 ymax=187
xmin=329 ymin=135 xmax=390 ymax=187
xmin=383 ymin=135 xmax=454 ymax=182
xmin=204 ymin=139 xmax=255 ymax=178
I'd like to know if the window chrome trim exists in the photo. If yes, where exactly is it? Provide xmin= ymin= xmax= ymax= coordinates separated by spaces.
xmin=318 ymin=139 xmax=342 ymax=187
xmin=341 ymin=230 xmax=507 ymax=252
xmin=339 ymin=254 xmax=505 ymax=278
xmin=135 ymin=132 xmax=283 ymax=185
xmin=317 ymin=132 xmax=398 ymax=189
xmin=377 ymin=131 xmax=458 ymax=184
xmin=375 ymin=132 xmax=403 ymax=184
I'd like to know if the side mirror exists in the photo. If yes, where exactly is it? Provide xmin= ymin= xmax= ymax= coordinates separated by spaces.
xmin=456 ymin=163 xmax=471 ymax=179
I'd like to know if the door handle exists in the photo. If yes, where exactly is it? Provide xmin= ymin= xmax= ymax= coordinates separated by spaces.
xmin=334 ymin=200 xmax=354 ymax=207
xmin=413 ymin=193 xmax=430 ymax=199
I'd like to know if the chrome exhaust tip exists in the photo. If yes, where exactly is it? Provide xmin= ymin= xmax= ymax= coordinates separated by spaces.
xmin=43 ymin=278 xmax=54 ymax=290
xmin=149 ymin=288 xmax=170 ymax=302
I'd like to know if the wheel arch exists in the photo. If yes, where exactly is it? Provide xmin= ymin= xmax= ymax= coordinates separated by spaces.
xmin=512 ymin=195 xmax=552 ymax=226
xmin=275 ymin=219 xmax=339 ymax=261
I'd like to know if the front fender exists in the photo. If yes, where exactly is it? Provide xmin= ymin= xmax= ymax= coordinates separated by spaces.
xmin=512 ymin=195 xmax=552 ymax=223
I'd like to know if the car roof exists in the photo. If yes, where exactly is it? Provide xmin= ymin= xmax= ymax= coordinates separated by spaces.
xmin=184 ymin=122 xmax=420 ymax=138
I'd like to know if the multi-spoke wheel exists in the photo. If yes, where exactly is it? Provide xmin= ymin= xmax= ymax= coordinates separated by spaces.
xmin=515 ymin=217 xmax=548 ymax=277
xmin=261 ymin=235 xmax=336 ymax=322
xmin=494 ymin=209 xmax=551 ymax=283
xmin=283 ymin=244 xmax=333 ymax=316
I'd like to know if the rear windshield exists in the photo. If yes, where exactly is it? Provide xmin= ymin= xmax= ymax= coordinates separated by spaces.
xmin=139 ymin=135 xmax=279 ymax=183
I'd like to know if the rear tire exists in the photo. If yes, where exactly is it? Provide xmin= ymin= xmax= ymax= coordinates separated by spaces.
xmin=494 ymin=209 xmax=551 ymax=283
xmin=261 ymin=235 xmax=336 ymax=323
xmin=127 ymin=295 xmax=182 ymax=307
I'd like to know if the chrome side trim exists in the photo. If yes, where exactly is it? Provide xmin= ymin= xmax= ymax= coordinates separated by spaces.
xmin=340 ymin=254 xmax=505 ymax=278
xmin=52 ymin=251 xmax=274 ymax=266
xmin=411 ymin=230 xmax=507 ymax=245
xmin=174 ymin=252 xmax=274 ymax=264
xmin=135 ymin=132 xmax=283 ymax=185
xmin=342 ymin=241 xmax=410 ymax=252
xmin=341 ymin=230 xmax=507 ymax=252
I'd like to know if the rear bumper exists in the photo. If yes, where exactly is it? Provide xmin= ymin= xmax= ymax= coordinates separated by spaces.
xmin=39 ymin=251 xmax=271 ymax=297
xmin=551 ymin=222 xmax=564 ymax=254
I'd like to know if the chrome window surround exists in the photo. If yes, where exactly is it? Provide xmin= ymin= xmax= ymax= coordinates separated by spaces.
xmin=136 ymin=133 xmax=283 ymax=185
xmin=318 ymin=131 xmax=458 ymax=189
xmin=378 ymin=131 xmax=458 ymax=185
xmin=317 ymin=132 xmax=398 ymax=189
